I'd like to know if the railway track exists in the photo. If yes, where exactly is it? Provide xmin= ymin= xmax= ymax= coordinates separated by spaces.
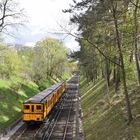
xmin=15 ymin=125 xmax=41 ymax=140
xmin=9 ymin=75 xmax=79 ymax=140
xmin=42 ymin=93 xmax=75 ymax=140
xmin=41 ymin=76 xmax=79 ymax=140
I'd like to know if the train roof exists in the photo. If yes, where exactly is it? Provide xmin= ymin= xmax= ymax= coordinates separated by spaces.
xmin=23 ymin=82 xmax=64 ymax=104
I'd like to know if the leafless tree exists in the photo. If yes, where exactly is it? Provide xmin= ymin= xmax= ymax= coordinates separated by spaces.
xmin=0 ymin=0 xmax=25 ymax=33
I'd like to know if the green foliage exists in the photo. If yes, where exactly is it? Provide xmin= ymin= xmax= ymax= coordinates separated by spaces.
xmin=32 ymin=38 xmax=70 ymax=83
xmin=124 ymin=54 xmax=136 ymax=82
xmin=0 ymin=37 xmax=73 ymax=84
xmin=37 ymin=78 xmax=55 ymax=91
xmin=61 ymin=73 xmax=71 ymax=81
xmin=0 ymin=46 xmax=22 ymax=79
xmin=66 ymin=0 xmax=140 ymax=84
xmin=18 ymin=47 xmax=35 ymax=80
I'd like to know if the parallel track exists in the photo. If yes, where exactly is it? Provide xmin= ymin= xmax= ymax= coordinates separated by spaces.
xmin=42 ymin=93 xmax=74 ymax=140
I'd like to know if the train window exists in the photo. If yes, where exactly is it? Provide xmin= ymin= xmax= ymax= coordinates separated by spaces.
xmin=36 ymin=105 xmax=41 ymax=110
xmin=24 ymin=105 xmax=30 ymax=110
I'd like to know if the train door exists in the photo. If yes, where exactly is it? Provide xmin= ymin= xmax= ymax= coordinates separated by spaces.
xmin=54 ymin=92 xmax=57 ymax=103
xmin=52 ymin=94 xmax=55 ymax=105
xmin=50 ymin=96 xmax=53 ymax=108
xmin=46 ymin=101 xmax=48 ymax=115
xmin=43 ymin=103 xmax=46 ymax=117
xmin=31 ymin=105 xmax=34 ymax=112
xmin=44 ymin=103 xmax=47 ymax=117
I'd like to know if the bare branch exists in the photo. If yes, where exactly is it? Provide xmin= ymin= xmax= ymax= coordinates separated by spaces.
xmin=0 ymin=0 xmax=25 ymax=33
xmin=130 ymin=0 xmax=140 ymax=9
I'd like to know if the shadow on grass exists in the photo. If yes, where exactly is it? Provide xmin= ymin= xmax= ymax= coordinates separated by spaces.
xmin=0 ymin=84 xmax=39 ymax=131
xmin=81 ymin=77 xmax=140 ymax=140
xmin=84 ymin=102 xmax=140 ymax=140
xmin=20 ymin=83 xmax=39 ymax=98
xmin=0 ymin=88 xmax=21 ymax=130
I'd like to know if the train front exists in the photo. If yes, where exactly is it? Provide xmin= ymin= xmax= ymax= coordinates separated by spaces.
xmin=22 ymin=101 xmax=44 ymax=122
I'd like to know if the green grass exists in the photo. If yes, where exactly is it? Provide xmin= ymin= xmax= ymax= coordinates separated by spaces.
xmin=37 ymin=74 xmax=70 ymax=91
xmin=80 ymin=77 xmax=140 ymax=140
xmin=0 ymin=78 xmax=40 ymax=131
xmin=0 ymin=80 xmax=10 ymax=88
xmin=38 ymin=78 xmax=55 ymax=90
xmin=61 ymin=73 xmax=71 ymax=81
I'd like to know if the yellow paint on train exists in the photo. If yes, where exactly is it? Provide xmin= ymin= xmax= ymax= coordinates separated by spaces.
xmin=22 ymin=82 xmax=65 ymax=122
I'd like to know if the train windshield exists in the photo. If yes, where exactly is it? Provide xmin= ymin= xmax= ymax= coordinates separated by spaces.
xmin=24 ymin=105 xmax=30 ymax=110
xmin=36 ymin=105 xmax=42 ymax=110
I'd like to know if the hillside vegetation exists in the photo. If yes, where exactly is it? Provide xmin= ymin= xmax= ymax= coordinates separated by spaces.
xmin=80 ymin=76 xmax=140 ymax=140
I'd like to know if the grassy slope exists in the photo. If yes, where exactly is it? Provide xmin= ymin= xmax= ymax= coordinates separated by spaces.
xmin=80 ymin=76 xmax=140 ymax=140
xmin=0 ymin=78 xmax=40 ymax=131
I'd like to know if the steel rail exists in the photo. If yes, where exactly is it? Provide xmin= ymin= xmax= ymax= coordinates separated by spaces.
xmin=14 ymin=125 xmax=42 ymax=140
xmin=44 ymin=93 xmax=74 ymax=140
xmin=62 ymin=97 xmax=73 ymax=140
xmin=42 ymin=106 xmax=62 ymax=140
xmin=41 ymin=94 xmax=66 ymax=140
xmin=14 ymin=125 xmax=27 ymax=140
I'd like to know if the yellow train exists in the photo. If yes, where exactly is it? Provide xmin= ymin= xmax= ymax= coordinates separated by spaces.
xmin=22 ymin=82 xmax=65 ymax=122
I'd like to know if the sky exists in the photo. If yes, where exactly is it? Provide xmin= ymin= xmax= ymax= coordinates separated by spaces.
xmin=5 ymin=0 xmax=80 ymax=51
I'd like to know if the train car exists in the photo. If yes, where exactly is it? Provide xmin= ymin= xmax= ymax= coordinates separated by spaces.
xmin=22 ymin=82 xmax=65 ymax=122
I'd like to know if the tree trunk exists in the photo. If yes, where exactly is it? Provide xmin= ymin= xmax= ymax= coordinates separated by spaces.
xmin=129 ymin=50 xmax=133 ymax=63
xmin=115 ymin=57 xmax=121 ymax=92
xmin=113 ymin=56 xmax=116 ymax=83
xmin=104 ymin=58 xmax=111 ymax=105
xmin=105 ymin=58 xmax=110 ymax=86
xmin=112 ymin=3 xmax=133 ymax=123
xmin=133 ymin=0 xmax=140 ymax=85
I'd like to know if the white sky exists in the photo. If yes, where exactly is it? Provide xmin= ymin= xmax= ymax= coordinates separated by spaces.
xmin=6 ymin=0 xmax=80 ymax=51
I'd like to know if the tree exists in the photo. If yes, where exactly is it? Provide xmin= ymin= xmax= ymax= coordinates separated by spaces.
xmin=0 ymin=0 xmax=24 ymax=32
xmin=0 ymin=45 xmax=22 ymax=79
xmin=111 ymin=0 xmax=133 ymax=122
xmin=132 ymin=0 xmax=140 ymax=84
xmin=32 ymin=38 xmax=69 ymax=84
xmin=18 ymin=47 xmax=35 ymax=80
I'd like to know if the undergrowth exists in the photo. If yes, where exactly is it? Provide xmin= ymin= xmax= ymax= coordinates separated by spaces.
xmin=80 ymin=76 xmax=140 ymax=140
